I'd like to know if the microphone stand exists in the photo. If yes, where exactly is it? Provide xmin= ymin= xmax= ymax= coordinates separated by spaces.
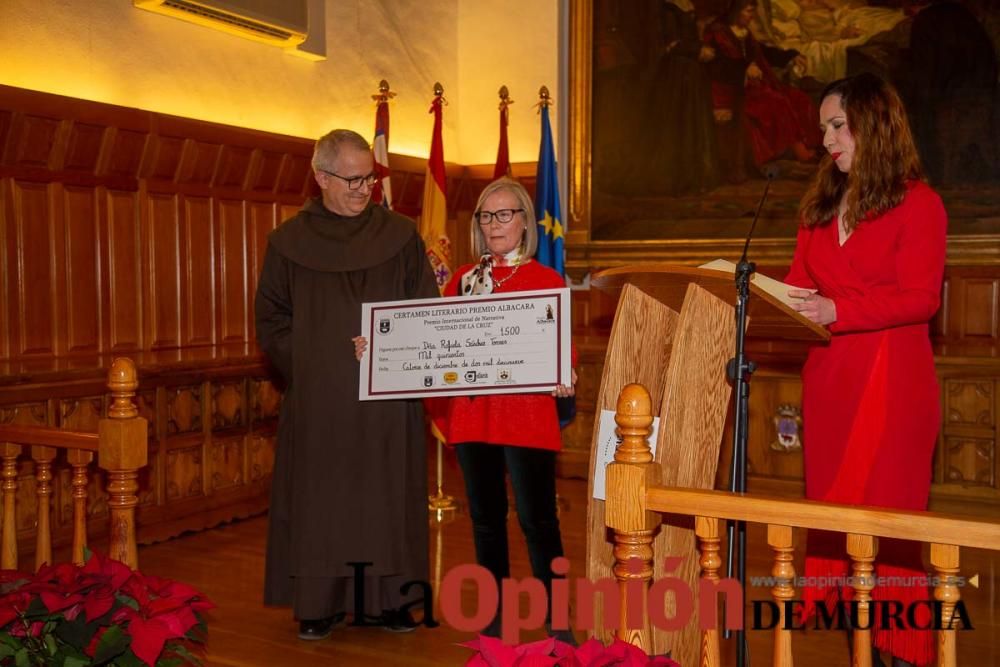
xmin=723 ymin=173 xmax=773 ymax=667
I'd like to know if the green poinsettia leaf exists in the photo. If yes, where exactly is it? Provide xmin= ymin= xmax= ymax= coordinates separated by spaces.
xmin=113 ymin=648 xmax=145 ymax=667
xmin=23 ymin=596 xmax=50 ymax=619
xmin=44 ymin=633 xmax=58 ymax=654
xmin=156 ymin=659 xmax=184 ymax=667
xmin=114 ymin=593 xmax=139 ymax=611
xmin=0 ymin=641 xmax=16 ymax=658
xmin=53 ymin=616 xmax=94 ymax=654
xmin=0 ymin=633 xmax=21 ymax=650
xmin=14 ymin=647 xmax=30 ymax=667
xmin=169 ymin=643 xmax=203 ymax=665
xmin=93 ymin=624 xmax=130 ymax=665
xmin=61 ymin=655 xmax=90 ymax=667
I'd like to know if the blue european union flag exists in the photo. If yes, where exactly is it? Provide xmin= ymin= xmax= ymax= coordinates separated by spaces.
xmin=534 ymin=105 xmax=564 ymax=276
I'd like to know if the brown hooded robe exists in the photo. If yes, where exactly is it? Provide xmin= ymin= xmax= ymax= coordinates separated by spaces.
xmin=255 ymin=198 xmax=439 ymax=619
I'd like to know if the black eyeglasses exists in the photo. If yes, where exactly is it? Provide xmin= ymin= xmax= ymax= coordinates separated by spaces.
xmin=319 ymin=169 xmax=378 ymax=190
xmin=475 ymin=208 xmax=525 ymax=226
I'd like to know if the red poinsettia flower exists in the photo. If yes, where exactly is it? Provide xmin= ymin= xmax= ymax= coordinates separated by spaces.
xmin=461 ymin=635 xmax=682 ymax=667
xmin=81 ymin=582 xmax=116 ymax=621
xmin=0 ymin=552 xmax=211 ymax=667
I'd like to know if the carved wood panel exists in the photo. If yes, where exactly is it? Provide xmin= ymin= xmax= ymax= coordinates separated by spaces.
xmin=209 ymin=435 xmax=244 ymax=492
xmin=166 ymin=386 xmax=202 ymax=435
xmin=211 ymin=381 xmax=245 ymax=429
xmin=944 ymin=436 xmax=995 ymax=487
xmin=0 ymin=403 xmax=49 ymax=427
xmin=945 ymin=380 xmax=994 ymax=427
xmin=165 ymin=445 xmax=204 ymax=501
xmin=59 ymin=397 xmax=103 ymax=431
xmin=247 ymin=431 xmax=276 ymax=482
xmin=250 ymin=379 xmax=281 ymax=423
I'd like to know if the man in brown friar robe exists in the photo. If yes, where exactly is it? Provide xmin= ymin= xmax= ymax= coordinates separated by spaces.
xmin=255 ymin=129 xmax=439 ymax=640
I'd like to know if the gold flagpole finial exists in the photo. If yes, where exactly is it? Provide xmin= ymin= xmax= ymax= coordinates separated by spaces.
xmin=432 ymin=82 xmax=448 ymax=105
xmin=498 ymin=85 xmax=514 ymax=110
xmin=535 ymin=85 xmax=553 ymax=112
xmin=372 ymin=79 xmax=396 ymax=104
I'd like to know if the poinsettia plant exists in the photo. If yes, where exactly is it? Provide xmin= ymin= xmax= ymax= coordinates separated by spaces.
xmin=0 ymin=551 xmax=212 ymax=667
xmin=461 ymin=635 xmax=682 ymax=667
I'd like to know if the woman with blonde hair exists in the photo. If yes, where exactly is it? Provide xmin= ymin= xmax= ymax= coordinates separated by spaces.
xmin=432 ymin=177 xmax=577 ymax=642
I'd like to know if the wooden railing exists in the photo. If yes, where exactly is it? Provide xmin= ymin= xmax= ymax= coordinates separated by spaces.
xmin=605 ymin=383 xmax=1000 ymax=667
xmin=0 ymin=358 xmax=147 ymax=570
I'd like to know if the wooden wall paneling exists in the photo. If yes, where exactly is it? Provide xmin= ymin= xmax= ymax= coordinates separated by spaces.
xmin=105 ymin=188 xmax=143 ymax=351
xmin=146 ymin=135 xmax=186 ymax=182
xmin=208 ymin=434 xmax=245 ymax=493
xmin=252 ymin=150 xmax=283 ymax=193
xmin=0 ymin=179 xmax=9 ymax=358
xmin=146 ymin=193 xmax=181 ymax=349
xmin=0 ymin=109 xmax=13 ymax=162
xmin=177 ymin=140 xmax=222 ymax=186
xmin=12 ymin=113 xmax=61 ymax=170
xmin=183 ymin=196 xmax=215 ymax=346
xmin=13 ymin=180 xmax=58 ymax=355
xmin=63 ymin=122 xmax=106 ymax=175
xmin=960 ymin=278 xmax=999 ymax=340
xmin=165 ymin=439 xmax=206 ymax=501
xmin=248 ymin=202 xmax=277 ymax=341
xmin=215 ymin=145 xmax=253 ymax=190
xmin=63 ymin=186 xmax=101 ymax=354
xmin=277 ymin=154 xmax=312 ymax=197
xmin=217 ymin=199 xmax=248 ymax=343
xmin=107 ymin=128 xmax=148 ymax=180
xmin=934 ymin=275 xmax=951 ymax=338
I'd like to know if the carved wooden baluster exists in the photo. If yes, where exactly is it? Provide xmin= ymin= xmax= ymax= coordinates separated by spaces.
xmin=768 ymin=524 xmax=795 ymax=667
xmin=31 ymin=445 xmax=56 ymax=570
xmin=0 ymin=442 xmax=21 ymax=570
xmin=606 ymin=383 xmax=661 ymax=653
xmin=98 ymin=358 xmax=148 ymax=570
xmin=696 ymin=516 xmax=721 ymax=667
xmin=931 ymin=543 xmax=960 ymax=667
xmin=847 ymin=534 xmax=878 ymax=667
xmin=67 ymin=449 xmax=94 ymax=565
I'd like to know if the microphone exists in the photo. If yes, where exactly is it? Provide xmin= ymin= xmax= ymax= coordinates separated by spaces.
xmin=738 ymin=165 xmax=780 ymax=266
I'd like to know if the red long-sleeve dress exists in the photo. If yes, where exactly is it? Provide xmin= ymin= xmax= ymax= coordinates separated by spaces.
xmin=785 ymin=181 xmax=947 ymax=666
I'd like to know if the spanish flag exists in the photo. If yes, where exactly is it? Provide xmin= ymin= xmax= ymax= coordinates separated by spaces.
xmin=534 ymin=103 xmax=564 ymax=275
xmin=371 ymin=93 xmax=392 ymax=209
xmin=420 ymin=91 xmax=451 ymax=292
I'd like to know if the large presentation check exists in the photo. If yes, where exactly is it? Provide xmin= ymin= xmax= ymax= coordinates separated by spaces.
xmin=359 ymin=288 xmax=571 ymax=400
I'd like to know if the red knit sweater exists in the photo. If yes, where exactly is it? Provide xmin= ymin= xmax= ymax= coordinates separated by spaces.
xmin=427 ymin=260 xmax=576 ymax=451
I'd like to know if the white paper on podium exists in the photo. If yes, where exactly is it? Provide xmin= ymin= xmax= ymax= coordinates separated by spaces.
xmin=591 ymin=409 xmax=660 ymax=501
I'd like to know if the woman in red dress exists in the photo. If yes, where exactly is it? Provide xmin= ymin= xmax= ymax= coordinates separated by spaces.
xmin=785 ymin=73 xmax=947 ymax=667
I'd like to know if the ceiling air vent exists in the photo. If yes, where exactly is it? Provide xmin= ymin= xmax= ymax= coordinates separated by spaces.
xmin=134 ymin=0 xmax=308 ymax=48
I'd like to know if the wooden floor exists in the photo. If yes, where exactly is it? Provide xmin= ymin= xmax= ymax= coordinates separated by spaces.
xmin=140 ymin=453 xmax=1000 ymax=666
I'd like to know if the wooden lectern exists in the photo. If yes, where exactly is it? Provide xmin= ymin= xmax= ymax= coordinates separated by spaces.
xmin=584 ymin=265 xmax=829 ymax=664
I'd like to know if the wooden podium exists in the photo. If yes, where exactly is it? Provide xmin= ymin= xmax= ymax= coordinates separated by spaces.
xmin=584 ymin=265 xmax=829 ymax=663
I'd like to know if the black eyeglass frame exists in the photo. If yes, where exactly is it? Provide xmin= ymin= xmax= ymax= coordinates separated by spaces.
xmin=474 ymin=208 xmax=526 ymax=226
xmin=319 ymin=169 xmax=379 ymax=191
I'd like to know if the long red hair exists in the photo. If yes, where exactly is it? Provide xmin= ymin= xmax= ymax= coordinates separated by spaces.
xmin=799 ymin=73 xmax=923 ymax=231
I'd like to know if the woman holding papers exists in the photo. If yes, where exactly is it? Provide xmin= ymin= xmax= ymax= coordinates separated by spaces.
xmin=785 ymin=73 xmax=946 ymax=667
xmin=430 ymin=177 xmax=577 ymax=643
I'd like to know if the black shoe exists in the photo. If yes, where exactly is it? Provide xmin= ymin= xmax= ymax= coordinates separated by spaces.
xmin=381 ymin=608 xmax=418 ymax=633
xmin=298 ymin=617 xmax=335 ymax=641
xmin=297 ymin=612 xmax=345 ymax=641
